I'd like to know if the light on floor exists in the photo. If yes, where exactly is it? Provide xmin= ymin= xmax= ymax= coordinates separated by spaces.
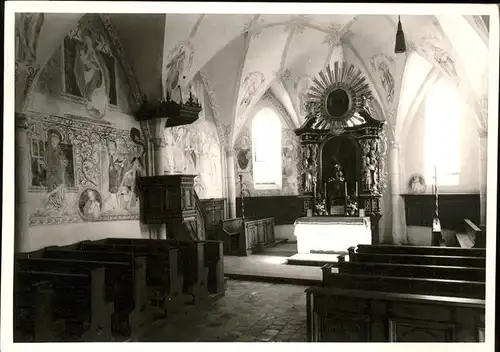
xmin=262 ymin=256 xmax=288 ymax=265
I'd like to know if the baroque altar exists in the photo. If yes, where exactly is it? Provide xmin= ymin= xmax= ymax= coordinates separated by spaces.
xmin=294 ymin=61 xmax=388 ymax=246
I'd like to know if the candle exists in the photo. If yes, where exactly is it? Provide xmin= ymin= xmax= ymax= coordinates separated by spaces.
xmin=355 ymin=182 xmax=358 ymax=197
xmin=344 ymin=182 xmax=348 ymax=197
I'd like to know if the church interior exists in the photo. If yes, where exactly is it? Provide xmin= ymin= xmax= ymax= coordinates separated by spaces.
xmin=9 ymin=9 xmax=494 ymax=344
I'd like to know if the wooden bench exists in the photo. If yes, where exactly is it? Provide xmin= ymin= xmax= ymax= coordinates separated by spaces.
xmin=78 ymin=241 xmax=184 ymax=314
xmin=14 ymin=278 xmax=56 ymax=341
xmin=15 ymin=266 xmax=112 ymax=342
xmin=306 ymin=286 xmax=485 ymax=342
xmin=220 ymin=217 xmax=276 ymax=256
xmin=97 ymin=238 xmax=225 ymax=297
xmin=82 ymin=240 xmax=209 ymax=306
xmin=41 ymin=248 xmax=149 ymax=338
xmin=324 ymin=260 xmax=486 ymax=282
xmin=353 ymin=244 xmax=486 ymax=257
xmin=346 ymin=252 xmax=486 ymax=268
xmin=456 ymin=219 xmax=486 ymax=249
xmin=221 ymin=218 xmax=245 ymax=256
xmin=321 ymin=272 xmax=484 ymax=299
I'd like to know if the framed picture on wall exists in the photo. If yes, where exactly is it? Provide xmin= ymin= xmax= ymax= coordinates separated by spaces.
xmin=407 ymin=174 xmax=426 ymax=194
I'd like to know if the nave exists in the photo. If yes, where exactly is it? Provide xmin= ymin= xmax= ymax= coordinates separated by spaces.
xmin=7 ymin=5 xmax=496 ymax=347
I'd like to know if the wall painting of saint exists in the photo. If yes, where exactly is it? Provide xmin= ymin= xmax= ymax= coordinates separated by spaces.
xmin=63 ymin=27 xmax=117 ymax=118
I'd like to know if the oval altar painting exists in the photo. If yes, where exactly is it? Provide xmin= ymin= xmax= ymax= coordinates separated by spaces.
xmin=237 ymin=148 xmax=251 ymax=171
xmin=78 ymin=187 xmax=103 ymax=221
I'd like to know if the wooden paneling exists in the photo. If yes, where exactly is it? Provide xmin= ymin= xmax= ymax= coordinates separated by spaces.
xmin=200 ymin=198 xmax=225 ymax=230
xmin=307 ymin=286 xmax=485 ymax=342
xmin=236 ymin=196 xmax=304 ymax=225
xmin=402 ymin=194 xmax=480 ymax=232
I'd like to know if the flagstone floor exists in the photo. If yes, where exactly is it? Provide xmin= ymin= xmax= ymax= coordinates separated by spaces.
xmin=138 ymin=280 xmax=308 ymax=342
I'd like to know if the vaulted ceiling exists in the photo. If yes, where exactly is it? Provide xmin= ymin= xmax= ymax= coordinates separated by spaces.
xmin=29 ymin=12 xmax=491 ymax=146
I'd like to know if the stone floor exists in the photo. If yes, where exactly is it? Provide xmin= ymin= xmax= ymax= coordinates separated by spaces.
xmin=139 ymin=280 xmax=308 ymax=342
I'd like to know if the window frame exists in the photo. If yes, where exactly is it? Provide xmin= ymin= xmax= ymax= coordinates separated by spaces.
xmin=251 ymin=107 xmax=283 ymax=190
xmin=424 ymin=78 xmax=461 ymax=187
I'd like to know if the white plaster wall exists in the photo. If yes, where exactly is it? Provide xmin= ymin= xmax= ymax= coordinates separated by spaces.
xmin=25 ymin=220 xmax=147 ymax=252
xmin=274 ymin=224 xmax=296 ymax=242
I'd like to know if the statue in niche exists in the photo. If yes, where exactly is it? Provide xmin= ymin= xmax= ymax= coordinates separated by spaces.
xmin=327 ymin=162 xmax=346 ymax=198
xmin=363 ymin=140 xmax=379 ymax=193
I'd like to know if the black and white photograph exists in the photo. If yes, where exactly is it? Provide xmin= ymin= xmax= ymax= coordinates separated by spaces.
xmin=2 ymin=1 xmax=499 ymax=351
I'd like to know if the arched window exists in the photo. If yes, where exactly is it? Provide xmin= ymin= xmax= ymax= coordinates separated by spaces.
xmin=424 ymin=77 xmax=461 ymax=186
xmin=252 ymin=108 xmax=282 ymax=189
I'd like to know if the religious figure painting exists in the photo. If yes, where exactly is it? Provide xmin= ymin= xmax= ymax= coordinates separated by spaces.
xmin=163 ymin=119 xmax=223 ymax=199
xmin=63 ymin=26 xmax=117 ymax=118
xmin=15 ymin=13 xmax=44 ymax=63
xmin=239 ymin=72 xmax=266 ymax=114
xmin=78 ymin=187 xmax=103 ymax=221
xmin=370 ymin=54 xmax=395 ymax=103
xmin=163 ymin=41 xmax=194 ymax=103
xmin=237 ymin=148 xmax=251 ymax=172
xmin=30 ymin=129 xmax=76 ymax=211
xmin=407 ymin=174 xmax=426 ymax=194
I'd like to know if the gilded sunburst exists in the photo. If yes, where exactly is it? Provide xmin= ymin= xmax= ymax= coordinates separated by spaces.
xmin=305 ymin=61 xmax=373 ymax=132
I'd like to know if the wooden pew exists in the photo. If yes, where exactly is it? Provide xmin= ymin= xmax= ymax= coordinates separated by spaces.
xmin=456 ymin=219 xmax=486 ymax=249
xmin=78 ymin=241 xmax=184 ymax=314
xmin=15 ymin=266 xmax=112 ymax=341
xmin=306 ymin=286 xmax=485 ymax=342
xmin=95 ymin=238 xmax=225 ymax=297
xmin=41 ymin=248 xmax=149 ymax=338
xmin=353 ymin=244 xmax=486 ymax=258
xmin=321 ymin=272 xmax=484 ymax=299
xmin=324 ymin=260 xmax=486 ymax=282
xmin=346 ymin=252 xmax=485 ymax=268
xmin=14 ymin=278 xmax=56 ymax=342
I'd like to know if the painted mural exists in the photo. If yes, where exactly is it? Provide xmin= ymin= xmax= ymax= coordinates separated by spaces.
xmin=239 ymin=72 xmax=266 ymax=115
xmin=163 ymin=113 xmax=223 ymax=199
xmin=234 ymin=118 xmax=300 ymax=197
xmin=28 ymin=113 xmax=145 ymax=225
xmin=163 ymin=40 xmax=195 ymax=103
xmin=63 ymin=23 xmax=117 ymax=118
xmin=420 ymin=36 xmax=459 ymax=80
xmin=370 ymin=54 xmax=395 ymax=103
xmin=15 ymin=13 xmax=44 ymax=63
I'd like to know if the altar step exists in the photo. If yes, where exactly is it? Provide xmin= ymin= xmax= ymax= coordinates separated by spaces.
xmin=286 ymin=253 xmax=347 ymax=267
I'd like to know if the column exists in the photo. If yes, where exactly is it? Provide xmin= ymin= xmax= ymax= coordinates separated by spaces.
xmin=479 ymin=129 xmax=487 ymax=228
xmin=148 ymin=118 xmax=168 ymax=239
xmin=226 ymin=148 xmax=237 ymax=219
xmin=15 ymin=115 xmax=31 ymax=252
xmin=389 ymin=141 xmax=403 ymax=245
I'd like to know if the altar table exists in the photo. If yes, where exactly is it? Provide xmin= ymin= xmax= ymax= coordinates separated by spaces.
xmin=294 ymin=216 xmax=372 ymax=254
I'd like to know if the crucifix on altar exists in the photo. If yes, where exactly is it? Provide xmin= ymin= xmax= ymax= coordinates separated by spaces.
xmin=431 ymin=166 xmax=459 ymax=246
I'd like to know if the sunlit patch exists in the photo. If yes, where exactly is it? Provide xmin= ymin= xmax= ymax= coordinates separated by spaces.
xmin=262 ymin=256 xmax=288 ymax=265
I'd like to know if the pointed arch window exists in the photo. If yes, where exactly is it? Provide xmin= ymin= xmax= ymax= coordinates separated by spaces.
xmin=252 ymin=108 xmax=282 ymax=189
xmin=424 ymin=77 xmax=461 ymax=186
